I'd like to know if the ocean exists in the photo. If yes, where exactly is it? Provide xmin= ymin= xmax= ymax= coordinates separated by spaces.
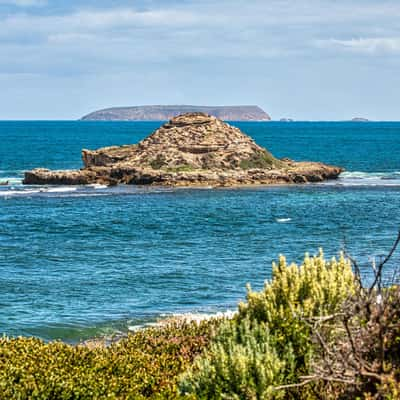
xmin=1 ymin=121 xmax=400 ymax=342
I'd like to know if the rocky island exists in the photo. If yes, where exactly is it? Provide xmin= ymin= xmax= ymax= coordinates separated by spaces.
xmin=24 ymin=113 xmax=342 ymax=187
xmin=81 ymin=105 xmax=271 ymax=121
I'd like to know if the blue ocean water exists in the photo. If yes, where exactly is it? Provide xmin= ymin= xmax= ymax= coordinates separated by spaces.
xmin=1 ymin=121 xmax=400 ymax=342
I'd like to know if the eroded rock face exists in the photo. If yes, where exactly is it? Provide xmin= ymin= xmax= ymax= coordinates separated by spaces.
xmin=24 ymin=113 xmax=343 ymax=186
xmin=82 ymin=113 xmax=281 ymax=171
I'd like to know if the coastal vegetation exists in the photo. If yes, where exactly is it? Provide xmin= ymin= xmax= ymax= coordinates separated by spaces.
xmin=239 ymin=150 xmax=284 ymax=170
xmin=1 ymin=247 xmax=399 ymax=399
xmin=0 ymin=321 xmax=216 ymax=399
xmin=179 ymin=251 xmax=356 ymax=399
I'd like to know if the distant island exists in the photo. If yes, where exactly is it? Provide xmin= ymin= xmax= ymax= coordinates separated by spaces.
xmin=25 ymin=113 xmax=342 ymax=186
xmin=80 ymin=105 xmax=271 ymax=121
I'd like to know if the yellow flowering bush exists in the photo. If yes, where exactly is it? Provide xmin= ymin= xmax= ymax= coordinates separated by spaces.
xmin=180 ymin=251 xmax=356 ymax=399
xmin=0 ymin=320 xmax=215 ymax=399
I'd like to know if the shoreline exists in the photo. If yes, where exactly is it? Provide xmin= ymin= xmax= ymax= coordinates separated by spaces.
xmin=81 ymin=310 xmax=236 ymax=349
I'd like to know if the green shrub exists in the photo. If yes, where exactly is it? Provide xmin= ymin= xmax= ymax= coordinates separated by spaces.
xmin=239 ymin=251 xmax=355 ymax=367
xmin=180 ymin=251 xmax=356 ymax=399
xmin=180 ymin=318 xmax=292 ymax=400
xmin=239 ymin=150 xmax=283 ymax=170
xmin=0 ymin=320 xmax=216 ymax=399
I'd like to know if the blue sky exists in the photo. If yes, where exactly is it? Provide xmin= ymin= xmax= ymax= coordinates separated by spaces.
xmin=0 ymin=0 xmax=399 ymax=120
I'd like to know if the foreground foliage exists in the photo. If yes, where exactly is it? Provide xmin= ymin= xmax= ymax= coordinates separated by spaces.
xmin=2 ymin=249 xmax=399 ymax=399
xmin=310 ymin=284 xmax=400 ymax=399
xmin=180 ymin=251 xmax=357 ymax=399
xmin=180 ymin=249 xmax=400 ymax=399
xmin=0 ymin=320 xmax=215 ymax=399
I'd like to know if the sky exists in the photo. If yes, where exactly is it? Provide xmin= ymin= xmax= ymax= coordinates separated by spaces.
xmin=0 ymin=0 xmax=399 ymax=120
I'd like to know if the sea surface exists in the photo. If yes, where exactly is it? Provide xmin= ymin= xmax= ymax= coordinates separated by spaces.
xmin=1 ymin=121 xmax=400 ymax=342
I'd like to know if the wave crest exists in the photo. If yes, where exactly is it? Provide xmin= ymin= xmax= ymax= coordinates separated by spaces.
xmin=331 ymin=171 xmax=400 ymax=186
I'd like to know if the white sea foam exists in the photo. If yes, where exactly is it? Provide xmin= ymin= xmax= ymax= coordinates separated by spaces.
xmin=0 ymin=189 xmax=39 ymax=196
xmin=323 ymin=171 xmax=400 ymax=187
xmin=46 ymin=187 xmax=78 ymax=193
xmin=0 ymin=186 xmax=79 ymax=197
xmin=86 ymin=184 xmax=108 ymax=189
xmin=276 ymin=218 xmax=292 ymax=223
xmin=127 ymin=323 xmax=159 ymax=332
xmin=159 ymin=310 xmax=237 ymax=324
xmin=340 ymin=171 xmax=400 ymax=180
xmin=127 ymin=310 xmax=237 ymax=332
xmin=170 ymin=310 xmax=235 ymax=318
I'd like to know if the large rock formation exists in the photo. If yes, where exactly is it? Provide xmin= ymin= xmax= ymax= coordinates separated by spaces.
xmin=24 ymin=113 xmax=342 ymax=187
xmin=81 ymin=105 xmax=271 ymax=121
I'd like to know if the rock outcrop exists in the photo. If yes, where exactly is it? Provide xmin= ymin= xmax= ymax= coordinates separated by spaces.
xmin=24 ymin=113 xmax=343 ymax=187
xmin=81 ymin=105 xmax=271 ymax=121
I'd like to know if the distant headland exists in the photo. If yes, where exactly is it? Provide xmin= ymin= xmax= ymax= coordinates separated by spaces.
xmin=25 ymin=112 xmax=342 ymax=187
xmin=80 ymin=105 xmax=271 ymax=121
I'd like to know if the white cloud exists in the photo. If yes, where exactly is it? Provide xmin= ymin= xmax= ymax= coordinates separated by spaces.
xmin=0 ymin=8 xmax=219 ymax=41
xmin=1 ymin=0 xmax=400 ymax=119
xmin=0 ymin=6 xmax=295 ymax=64
xmin=1 ymin=1 xmax=398 ymax=41
xmin=316 ymin=37 xmax=400 ymax=55
xmin=0 ymin=1 xmax=400 ymax=78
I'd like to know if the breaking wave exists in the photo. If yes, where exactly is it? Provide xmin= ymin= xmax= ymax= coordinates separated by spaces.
xmin=276 ymin=218 xmax=292 ymax=223
xmin=325 ymin=171 xmax=400 ymax=187
xmin=127 ymin=310 xmax=237 ymax=332
xmin=0 ymin=183 xmax=176 ymax=198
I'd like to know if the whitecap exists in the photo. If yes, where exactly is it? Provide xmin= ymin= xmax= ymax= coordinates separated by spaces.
xmin=276 ymin=218 xmax=292 ymax=223
xmin=159 ymin=310 xmax=237 ymax=323
xmin=341 ymin=171 xmax=400 ymax=180
xmin=87 ymin=184 xmax=108 ymax=190
xmin=0 ymin=186 xmax=79 ymax=197
xmin=127 ymin=310 xmax=237 ymax=331
xmin=0 ymin=189 xmax=39 ymax=196
xmin=323 ymin=171 xmax=400 ymax=187
xmin=46 ymin=187 xmax=78 ymax=193
xmin=127 ymin=322 xmax=159 ymax=332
